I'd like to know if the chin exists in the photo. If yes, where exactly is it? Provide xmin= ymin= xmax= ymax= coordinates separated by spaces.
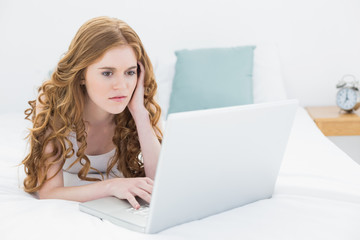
xmin=107 ymin=106 xmax=128 ymax=115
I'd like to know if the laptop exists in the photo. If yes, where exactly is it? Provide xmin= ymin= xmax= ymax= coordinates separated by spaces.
xmin=79 ymin=99 xmax=298 ymax=233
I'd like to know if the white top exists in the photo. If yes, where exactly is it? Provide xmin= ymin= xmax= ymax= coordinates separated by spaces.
xmin=62 ymin=132 xmax=123 ymax=178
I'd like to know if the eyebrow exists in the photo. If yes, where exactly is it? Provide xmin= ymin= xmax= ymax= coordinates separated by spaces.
xmin=98 ymin=66 xmax=137 ymax=70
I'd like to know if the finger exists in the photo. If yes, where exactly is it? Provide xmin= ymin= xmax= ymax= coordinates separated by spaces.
xmin=138 ymin=61 xmax=145 ymax=71
xmin=137 ymin=180 xmax=153 ymax=194
xmin=144 ymin=177 xmax=154 ymax=185
xmin=125 ymin=193 xmax=141 ymax=209
xmin=137 ymin=61 xmax=145 ymax=80
xmin=132 ymin=188 xmax=152 ymax=204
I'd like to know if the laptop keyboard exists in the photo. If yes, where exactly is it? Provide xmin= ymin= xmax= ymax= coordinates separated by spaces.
xmin=126 ymin=204 xmax=150 ymax=217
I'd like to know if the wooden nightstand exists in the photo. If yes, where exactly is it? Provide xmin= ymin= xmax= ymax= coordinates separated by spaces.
xmin=305 ymin=106 xmax=360 ymax=165
xmin=305 ymin=106 xmax=360 ymax=136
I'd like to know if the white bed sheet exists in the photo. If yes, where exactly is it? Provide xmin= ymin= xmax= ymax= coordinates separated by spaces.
xmin=0 ymin=107 xmax=360 ymax=240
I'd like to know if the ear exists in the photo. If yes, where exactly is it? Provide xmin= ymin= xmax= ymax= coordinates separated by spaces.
xmin=80 ymin=79 xmax=85 ymax=85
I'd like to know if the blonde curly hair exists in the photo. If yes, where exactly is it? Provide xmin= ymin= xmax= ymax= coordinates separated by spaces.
xmin=22 ymin=16 xmax=162 ymax=193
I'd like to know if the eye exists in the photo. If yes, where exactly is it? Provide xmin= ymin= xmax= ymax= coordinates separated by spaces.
xmin=127 ymin=70 xmax=137 ymax=76
xmin=102 ymin=71 xmax=113 ymax=77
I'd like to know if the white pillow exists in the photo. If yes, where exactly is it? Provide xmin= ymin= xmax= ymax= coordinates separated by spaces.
xmin=252 ymin=43 xmax=287 ymax=103
xmin=149 ymin=43 xmax=287 ymax=118
xmin=150 ymin=51 xmax=177 ymax=118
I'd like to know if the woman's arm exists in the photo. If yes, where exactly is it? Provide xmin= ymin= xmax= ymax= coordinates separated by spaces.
xmin=38 ymin=142 xmax=153 ymax=209
xmin=131 ymin=110 xmax=162 ymax=180
xmin=127 ymin=61 xmax=162 ymax=180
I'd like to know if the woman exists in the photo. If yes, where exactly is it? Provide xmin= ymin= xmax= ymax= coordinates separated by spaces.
xmin=21 ymin=16 xmax=162 ymax=210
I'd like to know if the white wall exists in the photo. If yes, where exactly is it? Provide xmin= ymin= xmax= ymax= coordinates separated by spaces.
xmin=1 ymin=0 xmax=360 ymax=113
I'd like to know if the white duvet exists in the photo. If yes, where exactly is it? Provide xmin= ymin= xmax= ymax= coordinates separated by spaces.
xmin=1 ymin=107 xmax=360 ymax=240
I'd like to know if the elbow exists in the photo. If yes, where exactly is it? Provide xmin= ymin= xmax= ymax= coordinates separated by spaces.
xmin=37 ymin=187 xmax=60 ymax=200
xmin=37 ymin=190 xmax=51 ymax=200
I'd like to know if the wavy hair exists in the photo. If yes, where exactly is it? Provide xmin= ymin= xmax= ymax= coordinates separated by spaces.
xmin=22 ymin=16 xmax=162 ymax=193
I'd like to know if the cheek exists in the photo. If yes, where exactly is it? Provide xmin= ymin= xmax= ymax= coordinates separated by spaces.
xmin=129 ymin=78 xmax=138 ymax=93
xmin=85 ymin=77 xmax=108 ymax=99
xmin=87 ymin=80 xmax=102 ymax=94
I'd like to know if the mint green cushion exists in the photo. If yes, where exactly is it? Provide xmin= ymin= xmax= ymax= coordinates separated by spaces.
xmin=168 ymin=46 xmax=255 ymax=116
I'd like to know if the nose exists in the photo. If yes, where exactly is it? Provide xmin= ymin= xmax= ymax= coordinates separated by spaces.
xmin=112 ymin=76 xmax=127 ymax=90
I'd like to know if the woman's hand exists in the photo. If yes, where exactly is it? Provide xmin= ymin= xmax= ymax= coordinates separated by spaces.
xmin=108 ymin=177 xmax=153 ymax=209
xmin=128 ymin=61 xmax=147 ymax=117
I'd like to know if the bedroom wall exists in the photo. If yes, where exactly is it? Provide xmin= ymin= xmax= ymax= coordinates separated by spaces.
xmin=1 ymin=0 xmax=360 ymax=113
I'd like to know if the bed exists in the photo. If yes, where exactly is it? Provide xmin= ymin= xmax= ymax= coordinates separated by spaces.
xmin=1 ymin=44 xmax=360 ymax=239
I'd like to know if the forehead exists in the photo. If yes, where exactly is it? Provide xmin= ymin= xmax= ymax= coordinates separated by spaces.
xmin=91 ymin=45 xmax=137 ymax=68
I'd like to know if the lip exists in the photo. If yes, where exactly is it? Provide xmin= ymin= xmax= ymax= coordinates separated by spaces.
xmin=109 ymin=96 xmax=127 ymax=102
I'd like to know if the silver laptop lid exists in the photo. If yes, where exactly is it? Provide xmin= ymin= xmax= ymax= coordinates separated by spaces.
xmin=146 ymin=100 xmax=298 ymax=233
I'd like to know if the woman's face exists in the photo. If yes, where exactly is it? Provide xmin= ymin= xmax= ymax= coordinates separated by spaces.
xmin=84 ymin=45 xmax=138 ymax=115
